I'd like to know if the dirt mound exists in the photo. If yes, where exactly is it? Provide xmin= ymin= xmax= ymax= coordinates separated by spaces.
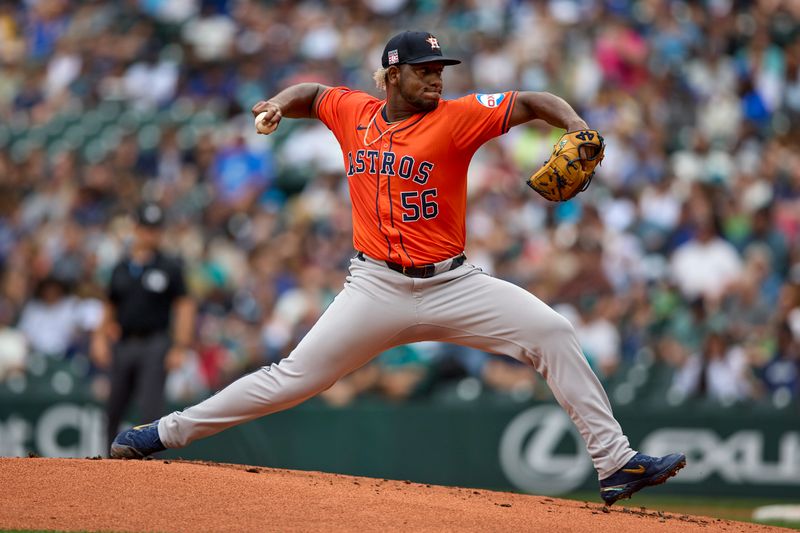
xmin=0 ymin=458 xmax=785 ymax=532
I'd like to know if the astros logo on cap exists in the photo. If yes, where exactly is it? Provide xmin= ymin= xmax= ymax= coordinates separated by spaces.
xmin=426 ymin=36 xmax=440 ymax=49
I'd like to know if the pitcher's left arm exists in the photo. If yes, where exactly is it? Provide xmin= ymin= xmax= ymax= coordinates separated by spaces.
xmin=508 ymin=92 xmax=588 ymax=132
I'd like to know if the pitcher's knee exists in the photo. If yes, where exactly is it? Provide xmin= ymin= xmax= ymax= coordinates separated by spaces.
xmin=536 ymin=311 xmax=579 ymax=347
xmin=265 ymin=368 xmax=334 ymax=405
xmin=513 ymin=310 xmax=578 ymax=359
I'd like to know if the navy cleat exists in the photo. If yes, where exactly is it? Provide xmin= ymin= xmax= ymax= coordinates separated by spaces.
xmin=110 ymin=420 xmax=166 ymax=459
xmin=599 ymin=452 xmax=686 ymax=506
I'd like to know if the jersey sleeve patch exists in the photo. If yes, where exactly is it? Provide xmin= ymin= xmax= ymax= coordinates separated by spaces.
xmin=475 ymin=93 xmax=505 ymax=108
xmin=448 ymin=91 xmax=515 ymax=150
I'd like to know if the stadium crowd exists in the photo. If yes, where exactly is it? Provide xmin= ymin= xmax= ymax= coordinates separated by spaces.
xmin=0 ymin=0 xmax=799 ymax=410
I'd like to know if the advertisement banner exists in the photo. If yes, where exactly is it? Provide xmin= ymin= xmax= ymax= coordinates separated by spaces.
xmin=1 ymin=394 xmax=798 ymax=498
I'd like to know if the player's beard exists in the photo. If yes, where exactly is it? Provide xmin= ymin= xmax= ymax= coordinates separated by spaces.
xmin=400 ymin=86 xmax=440 ymax=112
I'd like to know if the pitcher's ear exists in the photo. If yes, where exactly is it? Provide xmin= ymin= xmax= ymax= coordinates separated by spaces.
xmin=386 ymin=65 xmax=402 ymax=87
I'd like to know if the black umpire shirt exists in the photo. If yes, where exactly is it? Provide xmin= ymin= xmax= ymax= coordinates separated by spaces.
xmin=109 ymin=251 xmax=187 ymax=339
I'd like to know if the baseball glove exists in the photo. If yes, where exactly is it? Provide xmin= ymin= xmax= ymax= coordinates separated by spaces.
xmin=526 ymin=130 xmax=605 ymax=202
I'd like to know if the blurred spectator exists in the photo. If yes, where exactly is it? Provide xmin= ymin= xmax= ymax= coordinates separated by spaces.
xmin=319 ymin=343 xmax=440 ymax=407
xmin=0 ymin=298 xmax=26 ymax=380
xmin=373 ymin=344 xmax=434 ymax=401
xmin=574 ymin=295 xmax=622 ymax=379
xmin=262 ymin=264 xmax=334 ymax=362
xmin=595 ymin=17 xmax=648 ymax=91
xmin=207 ymin=134 xmax=275 ymax=224
xmin=760 ymin=324 xmax=800 ymax=405
xmin=638 ymin=174 xmax=681 ymax=240
xmin=668 ymin=331 xmax=758 ymax=405
xmin=17 ymin=277 xmax=90 ymax=357
xmin=122 ymin=48 xmax=179 ymax=109
xmin=181 ymin=3 xmax=236 ymax=62
xmin=724 ymin=244 xmax=780 ymax=328
xmin=670 ymin=215 xmax=742 ymax=302
xmin=556 ymin=233 xmax=613 ymax=305
xmin=480 ymin=355 xmax=538 ymax=398
xmin=781 ymin=266 xmax=800 ymax=341
xmin=660 ymin=295 xmax=710 ymax=358
xmin=742 ymin=205 xmax=790 ymax=278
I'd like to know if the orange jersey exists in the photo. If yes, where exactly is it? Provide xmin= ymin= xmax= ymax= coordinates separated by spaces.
xmin=315 ymin=87 xmax=518 ymax=265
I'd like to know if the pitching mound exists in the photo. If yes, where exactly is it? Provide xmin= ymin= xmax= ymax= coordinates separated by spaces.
xmin=0 ymin=458 xmax=785 ymax=532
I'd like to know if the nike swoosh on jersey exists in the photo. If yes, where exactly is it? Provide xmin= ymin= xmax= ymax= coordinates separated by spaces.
xmin=621 ymin=465 xmax=646 ymax=474
xmin=356 ymin=125 xmax=368 ymax=130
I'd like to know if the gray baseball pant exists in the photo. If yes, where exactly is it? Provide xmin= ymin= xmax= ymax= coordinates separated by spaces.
xmin=108 ymin=332 xmax=170 ymax=449
xmin=158 ymin=255 xmax=636 ymax=479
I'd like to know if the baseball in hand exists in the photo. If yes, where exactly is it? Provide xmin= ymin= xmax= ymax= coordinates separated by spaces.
xmin=254 ymin=111 xmax=278 ymax=135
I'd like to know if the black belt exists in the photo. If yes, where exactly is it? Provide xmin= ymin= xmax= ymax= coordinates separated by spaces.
xmin=357 ymin=252 xmax=466 ymax=278
xmin=120 ymin=330 xmax=166 ymax=341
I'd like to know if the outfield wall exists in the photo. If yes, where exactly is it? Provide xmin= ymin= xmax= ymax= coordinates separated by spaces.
xmin=1 ymin=392 xmax=798 ymax=498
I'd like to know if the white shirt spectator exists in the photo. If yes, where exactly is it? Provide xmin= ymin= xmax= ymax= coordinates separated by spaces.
xmin=698 ymin=91 xmax=742 ymax=143
xmin=182 ymin=13 xmax=237 ymax=61
xmin=18 ymin=296 xmax=79 ymax=356
xmin=602 ymin=230 xmax=646 ymax=290
xmin=0 ymin=326 xmax=26 ymax=379
xmin=364 ymin=0 xmax=408 ymax=16
xmin=576 ymin=317 xmax=621 ymax=377
xmin=671 ymin=145 xmax=735 ymax=184
xmin=599 ymin=196 xmax=636 ymax=232
xmin=708 ymin=345 xmax=753 ymax=402
xmin=555 ymin=303 xmax=620 ymax=378
xmin=472 ymin=47 xmax=516 ymax=91
xmin=670 ymin=236 xmax=743 ymax=300
xmin=685 ymin=55 xmax=738 ymax=101
xmin=300 ymin=22 xmax=341 ymax=61
xmin=669 ymin=345 xmax=753 ymax=404
xmin=280 ymin=123 xmax=344 ymax=175
xmin=639 ymin=183 xmax=681 ymax=231
xmin=45 ymin=49 xmax=81 ymax=97
xmin=123 ymin=60 xmax=178 ymax=108
xmin=17 ymin=293 xmax=102 ymax=357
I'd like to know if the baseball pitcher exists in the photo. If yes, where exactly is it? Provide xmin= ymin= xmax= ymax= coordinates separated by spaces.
xmin=111 ymin=31 xmax=685 ymax=505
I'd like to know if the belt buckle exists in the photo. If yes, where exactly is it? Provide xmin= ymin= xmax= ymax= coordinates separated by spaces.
xmin=402 ymin=265 xmax=408 ymax=275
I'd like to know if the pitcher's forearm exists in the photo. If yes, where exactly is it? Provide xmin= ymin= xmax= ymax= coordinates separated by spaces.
xmin=252 ymin=83 xmax=329 ymax=120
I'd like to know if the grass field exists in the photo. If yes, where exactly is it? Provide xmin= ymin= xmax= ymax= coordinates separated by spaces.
xmin=566 ymin=492 xmax=800 ymax=530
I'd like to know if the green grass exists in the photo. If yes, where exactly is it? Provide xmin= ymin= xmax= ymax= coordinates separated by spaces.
xmin=565 ymin=491 xmax=800 ymax=530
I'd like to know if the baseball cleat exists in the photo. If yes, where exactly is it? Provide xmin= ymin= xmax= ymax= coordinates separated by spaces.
xmin=110 ymin=420 xmax=166 ymax=459
xmin=599 ymin=452 xmax=686 ymax=506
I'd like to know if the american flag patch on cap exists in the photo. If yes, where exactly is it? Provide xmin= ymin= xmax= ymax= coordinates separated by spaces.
xmin=388 ymin=49 xmax=399 ymax=65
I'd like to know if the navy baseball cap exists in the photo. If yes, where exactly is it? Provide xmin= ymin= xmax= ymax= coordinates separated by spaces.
xmin=382 ymin=31 xmax=461 ymax=68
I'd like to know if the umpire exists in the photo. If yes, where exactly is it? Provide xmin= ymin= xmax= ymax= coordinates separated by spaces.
xmin=91 ymin=202 xmax=195 ymax=450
